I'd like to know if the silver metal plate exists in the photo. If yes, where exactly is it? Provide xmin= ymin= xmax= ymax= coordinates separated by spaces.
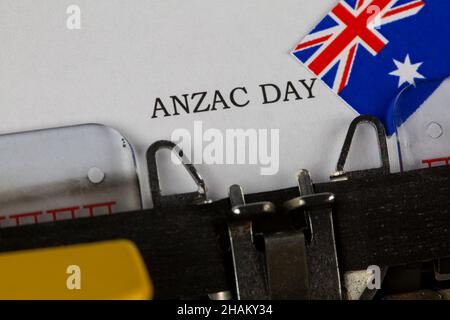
xmin=0 ymin=124 xmax=142 ymax=227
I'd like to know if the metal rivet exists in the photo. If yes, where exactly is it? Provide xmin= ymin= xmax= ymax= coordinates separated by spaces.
xmin=88 ymin=167 xmax=105 ymax=184
xmin=426 ymin=122 xmax=443 ymax=139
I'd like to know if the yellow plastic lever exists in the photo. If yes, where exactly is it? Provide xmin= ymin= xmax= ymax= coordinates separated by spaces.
xmin=0 ymin=239 xmax=152 ymax=300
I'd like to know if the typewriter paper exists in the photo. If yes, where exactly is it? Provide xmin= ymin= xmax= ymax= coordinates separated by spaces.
xmin=0 ymin=0 xmax=401 ymax=208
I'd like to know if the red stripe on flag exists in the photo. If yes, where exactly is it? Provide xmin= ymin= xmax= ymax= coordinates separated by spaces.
xmin=309 ymin=0 xmax=390 ymax=75
xmin=339 ymin=44 xmax=357 ymax=93
xmin=356 ymin=0 xmax=365 ymax=10
xmin=294 ymin=34 xmax=332 ymax=51
xmin=382 ymin=0 xmax=425 ymax=18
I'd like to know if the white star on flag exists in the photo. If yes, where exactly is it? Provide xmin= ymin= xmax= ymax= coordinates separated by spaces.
xmin=389 ymin=54 xmax=425 ymax=87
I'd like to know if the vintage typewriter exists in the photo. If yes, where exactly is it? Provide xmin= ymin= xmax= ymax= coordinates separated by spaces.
xmin=0 ymin=78 xmax=449 ymax=300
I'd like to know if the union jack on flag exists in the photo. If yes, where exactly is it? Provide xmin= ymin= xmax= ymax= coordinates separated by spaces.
xmin=292 ymin=0 xmax=450 ymax=134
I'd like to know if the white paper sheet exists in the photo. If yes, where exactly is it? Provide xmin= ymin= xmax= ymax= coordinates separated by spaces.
xmin=0 ymin=0 xmax=401 ymax=208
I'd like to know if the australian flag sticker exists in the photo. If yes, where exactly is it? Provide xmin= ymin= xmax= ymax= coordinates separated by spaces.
xmin=292 ymin=0 xmax=450 ymax=134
